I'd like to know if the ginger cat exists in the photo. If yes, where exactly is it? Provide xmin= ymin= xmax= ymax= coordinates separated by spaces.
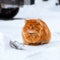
xmin=22 ymin=19 xmax=51 ymax=45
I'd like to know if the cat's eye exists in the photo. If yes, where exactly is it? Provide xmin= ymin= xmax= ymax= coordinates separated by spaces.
xmin=28 ymin=26 xmax=30 ymax=29
xmin=36 ymin=23 xmax=40 ymax=25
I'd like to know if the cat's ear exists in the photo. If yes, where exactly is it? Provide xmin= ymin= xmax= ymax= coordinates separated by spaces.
xmin=36 ymin=19 xmax=44 ymax=24
xmin=25 ymin=20 xmax=29 ymax=23
xmin=36 ymin=19 xmax=43 ymax=26
xmin=36 ymin=19 xmax=41 ymax=22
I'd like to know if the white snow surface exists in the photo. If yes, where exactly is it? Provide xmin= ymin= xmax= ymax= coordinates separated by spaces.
xmin=0 ymin=0 xmax=60 ymax=60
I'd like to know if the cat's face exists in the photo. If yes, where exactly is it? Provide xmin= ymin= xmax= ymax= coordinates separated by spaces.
xmin=23 ymin=19 xmax=42 ymax=34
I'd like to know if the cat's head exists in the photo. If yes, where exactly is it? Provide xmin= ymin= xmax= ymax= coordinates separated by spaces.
xmin=23 ymin=19 xmax=43 ymax=34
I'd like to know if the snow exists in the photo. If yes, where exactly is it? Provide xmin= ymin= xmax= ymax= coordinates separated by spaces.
xmin=0 ymin=0 xmax=60 ymax=60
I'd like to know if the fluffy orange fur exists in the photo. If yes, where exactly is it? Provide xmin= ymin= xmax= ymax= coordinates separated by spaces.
xmin=22 ymin=19 xmax=51 ymax=45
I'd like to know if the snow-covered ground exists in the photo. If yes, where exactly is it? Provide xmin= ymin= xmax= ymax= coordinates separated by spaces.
xmin=0 ymin=0 xmax=60 ymax=60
